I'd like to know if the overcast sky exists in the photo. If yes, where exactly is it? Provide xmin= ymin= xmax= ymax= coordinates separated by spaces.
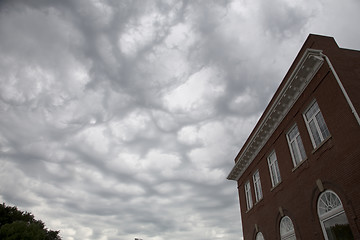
xmin=0 ymin=0 xmax=360 ymax=240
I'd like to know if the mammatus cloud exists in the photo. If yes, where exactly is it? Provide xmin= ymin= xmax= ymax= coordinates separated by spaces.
xmin=1 ymin=0 xmax=360 ymax=239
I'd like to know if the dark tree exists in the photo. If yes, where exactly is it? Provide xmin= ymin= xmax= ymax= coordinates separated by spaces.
xmin=0 ymin=203 xmax=61 ymax=240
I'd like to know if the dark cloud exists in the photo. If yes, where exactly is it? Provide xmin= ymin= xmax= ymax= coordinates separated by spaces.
xmin=260 ymin=0 xmax=315 ymax=39
xmin=0 ymin=0 xmax=359 ymax=239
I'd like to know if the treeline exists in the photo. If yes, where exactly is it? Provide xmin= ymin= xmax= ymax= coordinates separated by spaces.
xmin=0 ymin=202 xmax=61 ymax=240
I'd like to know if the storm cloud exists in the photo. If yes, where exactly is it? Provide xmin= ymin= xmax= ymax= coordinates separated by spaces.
xmin=1 ymin=0 xmax=360 ymax=239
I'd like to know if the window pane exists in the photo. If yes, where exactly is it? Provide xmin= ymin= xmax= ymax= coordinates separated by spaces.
xmin=268 ymin=152 xmax=281 ymax=186
xmin=254 ymin=187 xmax=259 ymax=201
xmin=305 ymin=101 xmax=330 ymax=148
xmin=315 ymin=112 xmax=330 ymax=139
xmin=318 ymin=191 xmax=342 ymax=216
xmin=289 ymin=126 xmax=299 ymax=139
xmin=245 ymin=181 xmax=253 ymax=210
xmin=296 ymin=135 xmax=307 ymax=160
xmin=309 ymin=120 xmax=322 ymax=146
xmin=275 ymin=161 xmax=281 ymax=183
xmin=323 ymin=212 xmax=354 ymax=240
xmin=269 ymin=152 xmax=275 ymax=162
xmin=280 ymin=216 xmax=294 ymax=235
xmin=256 ymin=232 xmax=265 ymax=240
xmin=318 ymin=191 xmax=354 ymax=240
xmin=253 ymin=171 xmax=262 ymax=202
xmin=280 ymin=216 xmax=296 ymax=240
xmin=258 ymin=186 xmax=262 ymax=200
xmin=270 ymin=166 xmax=276 ymax=186
xmin=282 ymin=235 xmax=296 ymax=240
xmin=291 ymin=141 xmax=300 ymax=165
xmin=287 ymin=125 xmax=306 ymax=166
xmin=306 ymin=102 xmax=318 ymax=120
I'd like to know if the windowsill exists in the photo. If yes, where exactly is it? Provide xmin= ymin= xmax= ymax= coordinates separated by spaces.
xmin=270 ymin=181 xmax=282 ymax=192
xmin=245 ymin=198 xmax=264 ymax=214
xmin=292 ymin=158 xmax=308 ymax=172
xmin=311 ymin=135 xmax=332 ymax=154
xmin=254 ymin=198 xmax=264 ymax=206
xmin=245 ymin=207 xmax=253 ymax=213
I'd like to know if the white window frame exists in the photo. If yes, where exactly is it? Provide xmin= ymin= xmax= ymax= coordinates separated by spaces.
xmin=267 ymin=151 xmax=281 ymax=187
xmin=280 ymin=216 xmax=296 ymax=240
xmin=303 ymin=100 xmax=330 ymax=148
xmin=317 ymin=190 xmax=354 ymax=240
xmin=244 ymin=180 xmax=253 ymax=210
xmin=253 ymin=170 xmax=263 ymax=202
xmin=255 ymin=232 xmax=265 ymax=240
xmin=286 ymin=124 xmax=307 ymax=167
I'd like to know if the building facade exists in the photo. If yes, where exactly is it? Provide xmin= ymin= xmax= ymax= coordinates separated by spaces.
xmin=227 ymin=34 xmax=360 ymax=240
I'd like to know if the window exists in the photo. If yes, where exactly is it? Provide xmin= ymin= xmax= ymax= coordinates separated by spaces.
xmin=280 ymin=216 xmax=296 ymax=240
xmin=244 ymin=180 xmax=253 ymax=210
xmin=267 ymin=151 xmax=281 ymax=187
xmin=286 ymin=124 xmax=307 ymax=167
xmin=317 ymin=190 xmax=354 ymax=240
xmin=304 ymin=101 xmax=330 ymax=148
xmin=255 ymin=232 xmax=265 ymax=240
xmin=253 ymin=170 xmax=263 ymax=202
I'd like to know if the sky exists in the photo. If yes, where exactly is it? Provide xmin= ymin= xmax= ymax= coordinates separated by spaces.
xmin=0 ymin=0 xmax=360 ymax=239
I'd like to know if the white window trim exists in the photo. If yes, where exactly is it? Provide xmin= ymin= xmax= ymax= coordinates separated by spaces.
xmin=280 ymin=216 xmax=296 ymax=240
xmin=253 ymin=170 xmax=263 ymax=202
xmin=255 ymin=232 xmax=265 ymax=240
xmin=267 ymin=151 xmax=281 ymax=187
xmin=303 ymin=100 xmax=330 ymax=148
xmin=286 ymin=124 xmax=307 ymax=167
xmin=317 ymin=190 xmax=352 ymax=240
xmin=245 ymin=180 xmax=253 ymax=210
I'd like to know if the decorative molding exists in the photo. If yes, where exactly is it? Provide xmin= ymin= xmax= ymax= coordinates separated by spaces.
xmin=316 ymin=179 xmax=324 ymax=192
xmin=227 ymin=49 xmax=324 ymax=181
xmin=279 ymin=206 xmax=284 ymax=217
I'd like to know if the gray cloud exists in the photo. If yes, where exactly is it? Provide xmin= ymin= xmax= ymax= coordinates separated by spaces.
xmin=1 ymin=0 xmax=359 ymax=239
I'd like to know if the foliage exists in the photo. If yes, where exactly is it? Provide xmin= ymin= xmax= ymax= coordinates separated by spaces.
xmin=0 ymin=203 xmax=61 ymax=240
xmin=330 ymin=224 xmax=354 ymax=240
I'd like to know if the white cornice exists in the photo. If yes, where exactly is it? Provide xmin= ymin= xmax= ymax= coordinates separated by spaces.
xmin=227 ymin=49 xmax=324 ymax=181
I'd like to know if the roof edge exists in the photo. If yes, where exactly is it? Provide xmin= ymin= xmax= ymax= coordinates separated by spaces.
xmin=227 ymin=48 xmax=324 ymax=181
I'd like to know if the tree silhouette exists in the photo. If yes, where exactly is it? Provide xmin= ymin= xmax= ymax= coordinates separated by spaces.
xmin=0 ymin=203 xmax=61 ymax=240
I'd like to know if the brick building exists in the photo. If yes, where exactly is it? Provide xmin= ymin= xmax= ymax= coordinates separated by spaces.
xmin=227 ymin=34 xmax=360 ymax=240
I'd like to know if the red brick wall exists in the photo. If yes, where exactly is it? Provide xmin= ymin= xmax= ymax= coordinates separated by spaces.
xmin=236 ymin=36 xmax=360 ymax=240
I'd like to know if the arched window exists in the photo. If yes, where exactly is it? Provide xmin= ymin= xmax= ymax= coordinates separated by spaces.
xmin=255 ymin=232 xmax=264 ymax=240
xmin=280 ymin=216 xmax=296 ymax=240
xmin=317 ymin=190 xmax=354 ymax=240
